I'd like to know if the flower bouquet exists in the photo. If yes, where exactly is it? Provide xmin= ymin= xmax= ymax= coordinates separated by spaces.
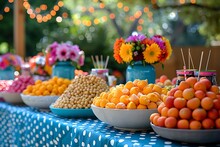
xmin=0 ymin=53 xmax=23 ymax=80
xmin=45 ymin=42 xmax=85 ymax=79
xmin=29 ymin=53 xmax=51 ymax=81
xmin=113 ymin=33 xmax=172 ymax=82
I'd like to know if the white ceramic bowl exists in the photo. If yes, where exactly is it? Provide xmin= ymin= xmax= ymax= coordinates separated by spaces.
xmin=91 ymin=104 xmax=157 ymax=131
xmin=1 ymin=92 xmax=23 ymax=104
xmin=21 ymin=94 xmax=59 ymax=109
xmin=151 ymin=123 xmax=220 ymax=144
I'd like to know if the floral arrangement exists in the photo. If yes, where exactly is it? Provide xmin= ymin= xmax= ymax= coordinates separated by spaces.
xmin=0 ymin=53 xmax=23 ymax=70
xmin=113 ymin=34 xmax=172 ymax=65
xmin=29 ymin=53 xmax=51 ymax=76
xmin=45 ymin=42 xmax=84 ymax=67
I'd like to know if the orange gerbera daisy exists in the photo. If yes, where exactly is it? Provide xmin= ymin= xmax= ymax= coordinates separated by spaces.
xmin=164 ymin=38 xmax=172 ymax=60
xmin=143 ymin=43 xmax=161 ymax=64
xmin=119 ymin=43 xmax=133 ymax=63
xmin=113 ymin=38 xmax=124 ymax=63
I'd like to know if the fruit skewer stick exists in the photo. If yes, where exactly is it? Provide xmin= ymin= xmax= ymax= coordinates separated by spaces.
xmin=95 ymin=55 xmax=100 ymax=69
xmin=197 ymin=51 xmax=204 ymax=80
xmin=205 ymin=50 xmax=211 ymax=71
xmin=189 ymin=48 xmax=195 ymax=69
xmin=104 ymin=56 xmax=109 ymax=69
xmin=180 ymin=48 xmax=187 ymax=80
xmin=91 ymin=56 xmax=97 ymax=68
xmin=188 ymin=48 xmax=190 ymax=69
xmin=101 ymin=55 xmax=104 ymax=68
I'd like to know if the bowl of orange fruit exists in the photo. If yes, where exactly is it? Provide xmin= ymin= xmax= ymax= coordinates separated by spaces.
xmin=91 ymin=79 xmax=168 ymax=131
xmin=150 ymin=77 xmax=220 ymax=144
xmin=21 ymin=77 xmax=71 ymax=109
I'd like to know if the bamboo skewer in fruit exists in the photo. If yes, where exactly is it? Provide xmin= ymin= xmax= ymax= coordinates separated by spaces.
xmin=91 ymin=55 xmax=109 ymax=69
xmin=197 ymin=51 xmax=204 ymax=80
xmin=188 ymin=48 xmax=195 ymax=69
xmin=180 ymin=48 xmax=187 ymax=80
xmin=205 ymin=50 xmax=211 ymax=71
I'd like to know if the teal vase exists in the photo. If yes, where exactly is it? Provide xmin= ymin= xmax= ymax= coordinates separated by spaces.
xmin=0 ymin=66 xmax=15 ymax=80
xmin=126 ymin=62 xmax=156 ymax=83
xmin=52 ymin=61 xmax=75 ymax=80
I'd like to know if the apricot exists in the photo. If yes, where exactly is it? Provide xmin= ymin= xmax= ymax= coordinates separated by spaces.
xmin=177 ymin=119 xmax=189 ymax=129
xmin=174 ymin=98 xmax=186 ymax=109
xmin=186 ymin=98 xmax=200 ymax=110
xmin=137 ymin=104 xmax=147 ymax=109
xmin=150 ymin=113 xmax=160 ymax=122
xmin=136 ymin=80 xmax=148 ymax=89
xmin=142 ymin=86 xmax=152 ymax=95
xmin=159 ymin=75 xmax=168 ymax=83
xmin=116 ymin=102 xmax=126 ymax=109
xmin=213 ymin=99 xmax=220 ymax=110
xmin=124 ymin=81 xmax=134 ymax=90
xmin=152 ymin=115 xmax=160 ymax=126
xmin=148 ymin=102 xmax=157 ymax=109
xmin=157 ymin=116 xmax=166 ymax=127
xmin=185 ymin=77 xmax=198 ymax=88
xmin=215 ymin=118 xmax=220 ymax=129
xmin=167 ymin=87 xmax=178 ymax=96
xmin=190 ymin=120 xmax=202 ymax=130
xmin=201 ymin=97 xmax=214 ymax=110
xmin=202 ymin=118 xmax=215 ymax=129
xmin=208 ymin=108 xmax=219 ymax=120
xmin=194 ymin=90 xmax=206 ymax=100
xmin=199 ymin=78 xmax=211 ymax=90
xmin=178 ymin=81 xmax=191 ymax=91
xmin=130 ymin=87 xmax=140 ymax=95
xmin=174 ymin=90 xmax=183 ymax=98
xmin=119 ymin=95 xmax=130 ymax=105
xmin=161 ymin=107 xmax=169 ymax=117
xmin=127 ymin=101 xmax=137 ymax=109
xmin=210 ymin=85 xmax=219 ymax=95
xmin=167 ymin=107 xmax=179 ymax=118
xmin=152 ymin=85 xmax=162 ymax=94
xmin=192 ymin=108 xmax=207 ymax=121
xmin=179 ymin=107 xmax=192 ymax=119
xmin=194 ymin=81 xmax=206 ymax=92
xmin=129 ymin=94 xmax=139 ymax=105
xmin=164 ymin=117 xmax=177 ymax=128
xmin=164 ymin=96 xmax=175 ymax=108
xmin=182 ymin=88 xmax=195 ymax=100
xmin=206 ymin=91 xmax=216 ymax=99
xmin=105 ymin=103 xmax=116 ymax=109
xmin=157 ymin=102 xmax=165 ymax=113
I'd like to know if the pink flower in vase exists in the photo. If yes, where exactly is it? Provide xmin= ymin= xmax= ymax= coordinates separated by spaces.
xmin=56 ymin=43 xmax=70 ymax=61
xmin=78 ymin=51 xmax=85 ymax=66
xmin=69 ymin=45 xmax=80 ymax=62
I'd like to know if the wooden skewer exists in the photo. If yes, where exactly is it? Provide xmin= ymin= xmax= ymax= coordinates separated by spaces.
xmin=180 ymin=48 xmax=186 ymax=68
xmin=205 ymin=50 xmax=211 ymax=71
xmin=91 ymin=56 xmax=96 ymax=68
xmin=188 ymin=48 xmax=190 ymax=69
xmin=101 ymin=55 xmax=103 ymax=68
xmin=104 ymin=56 xmax=109 ymax=69
xmin=197 ymin=51 xmax=204 ymax=80
xmin=95 ymin=55 xmax=100 ymax=69
xmin=189 ymin=49 xmax=195 ymax=69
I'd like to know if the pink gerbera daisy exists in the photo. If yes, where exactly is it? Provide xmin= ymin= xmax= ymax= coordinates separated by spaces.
xmin=69 ymin=45 xmax=80 ymax=62
xmin=56 ymin=44 xmax=70 ymax=61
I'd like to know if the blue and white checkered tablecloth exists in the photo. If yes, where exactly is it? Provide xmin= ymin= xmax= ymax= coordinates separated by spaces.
xmin=0 ymin=102 xmax=219 ymax=147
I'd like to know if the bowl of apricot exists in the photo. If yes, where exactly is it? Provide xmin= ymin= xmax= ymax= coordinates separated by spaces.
xmin=91 ymin=104 xmax=157 ymax=130
xmin=91 ymin=79 xmax=168 ymax=130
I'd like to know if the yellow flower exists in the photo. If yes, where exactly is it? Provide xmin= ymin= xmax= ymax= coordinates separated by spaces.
xmin=165 ymin=39 xmax=172 ymax=60
xmin=119 ymin=43 xmax=133 ymax=63
xmin=143 ymin=43 xmax=161 ymax=64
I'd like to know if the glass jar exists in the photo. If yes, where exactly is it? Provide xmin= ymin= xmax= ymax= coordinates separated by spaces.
xmin=195 ymin=70 xmax=217 ymax=85
xmin=176 ymin=69 xmax=196 ymax=86
xmin=90 ymin=68 xmax=109 ymax=84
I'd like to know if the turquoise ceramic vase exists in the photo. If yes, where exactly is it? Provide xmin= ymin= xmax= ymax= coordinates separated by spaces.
xmin=52 ymin=61 xmax=75 ymax=80
xmin=0 ymin=66 xmax=15 ymax=80
xmin=126 ymin=62 xmax=156 ymax=83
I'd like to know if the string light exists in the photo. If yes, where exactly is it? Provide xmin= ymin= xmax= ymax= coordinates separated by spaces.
xmin=179 ymin=0 xmax=185 ymax=4
xmin=22 ymin=0 xmax=67 ymax=23
xmin=190 ymin=0 xmax=196 ymax=4
xmin=0 ymin=14 xmax=3 ymax=21
xmin=117 ymin=2 xmax=123 ymax=9
xmin=123 ymin=6 xmax=129 ymax=12
xmin=4 ymin=7 xmax=10 ymax=13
